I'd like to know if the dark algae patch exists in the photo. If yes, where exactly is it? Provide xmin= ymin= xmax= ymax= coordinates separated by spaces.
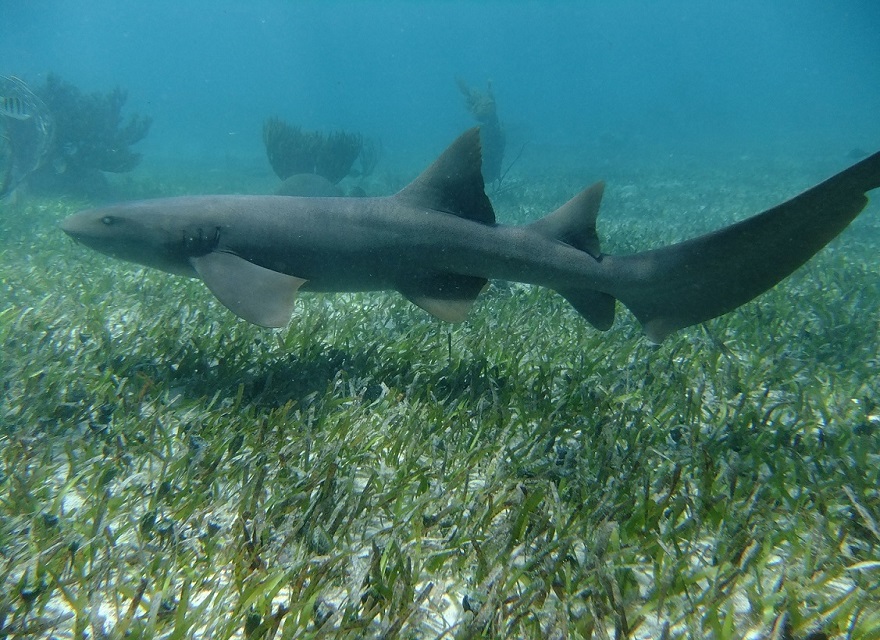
xmin=1 ymin=159 xmax=879 ymax=637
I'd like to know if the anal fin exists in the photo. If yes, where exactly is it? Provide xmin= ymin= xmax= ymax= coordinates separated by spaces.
xmin=190 ymin=252 xmax=306 ymax=327
xmin=558 ymin=288 xmax=616 ymax=331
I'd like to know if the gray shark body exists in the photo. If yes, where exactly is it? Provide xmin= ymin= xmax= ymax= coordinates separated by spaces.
xmin=61 ymin=129 xmax=880 ymax=342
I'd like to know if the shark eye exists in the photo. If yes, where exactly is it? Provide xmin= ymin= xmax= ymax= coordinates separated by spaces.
xmin=101 ymin=216 xmax=115 ymax=226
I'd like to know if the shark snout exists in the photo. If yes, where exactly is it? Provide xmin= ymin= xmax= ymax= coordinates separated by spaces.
xmin=59 ymin=210 xmax=115 ymax=253
xmin=59 ymin=211 xmax=93 ymax=240
xmin=60 ymin=209 xmax=113 ymax=244
xmin=59 ymin=215 xmax=78 ymax=238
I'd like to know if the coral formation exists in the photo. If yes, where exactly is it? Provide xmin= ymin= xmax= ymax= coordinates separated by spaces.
xmin=263 ymin=118 xmax=366 ymax=185
xmin=29 ymin=73 xmax=152 ymax=195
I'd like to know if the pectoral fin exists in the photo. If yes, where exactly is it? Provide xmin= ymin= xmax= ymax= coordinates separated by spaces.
xmin=190 ymin=252 xmax=306 ymax=327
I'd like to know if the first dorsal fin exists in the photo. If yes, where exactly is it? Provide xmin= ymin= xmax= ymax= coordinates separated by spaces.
xmin=395 ymin=128 xmax=496 ymax=224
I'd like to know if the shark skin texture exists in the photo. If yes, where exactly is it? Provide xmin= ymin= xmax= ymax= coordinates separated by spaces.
xmin=61 ymin=128 xmax=880 ymax=342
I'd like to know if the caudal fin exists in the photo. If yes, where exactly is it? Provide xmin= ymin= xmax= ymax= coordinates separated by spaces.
xmin=605 ymin=150 xmax=880 ymax=342
xmin=529 ymin=181 xmax=617 ymax=330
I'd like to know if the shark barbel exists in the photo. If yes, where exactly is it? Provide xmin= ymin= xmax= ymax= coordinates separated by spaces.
xmin=61 ymin=129 xmax=880 ymax=342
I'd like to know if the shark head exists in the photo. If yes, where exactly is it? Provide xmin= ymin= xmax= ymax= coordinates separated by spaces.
xmin=62 ymin=195 xmax=311 ymax=327
xmin=60 ymin=198 xmax=214 ymax=277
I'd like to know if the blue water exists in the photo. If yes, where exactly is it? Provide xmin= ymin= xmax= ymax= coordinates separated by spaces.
xmin=3 ymin=0 xmax=880 ymax=169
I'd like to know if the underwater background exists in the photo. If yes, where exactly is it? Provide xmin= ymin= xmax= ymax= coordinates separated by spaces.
xmin=5 ymin=0 xmax=880 ymax=168
xmin=2 ymin=1 xmax=880 ymax=638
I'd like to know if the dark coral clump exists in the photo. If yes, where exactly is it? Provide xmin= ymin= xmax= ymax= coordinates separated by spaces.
xmin=456 ymin=77 xmax=506 ymax=184
xmin=263 ymin=118 xmax=365 ymax=185
xmin=30 ymin=73 xmax=152 ymax=195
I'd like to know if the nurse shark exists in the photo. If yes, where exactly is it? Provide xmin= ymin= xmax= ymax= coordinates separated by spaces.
xmin=61 ymin=129 xmax=880 ymax=342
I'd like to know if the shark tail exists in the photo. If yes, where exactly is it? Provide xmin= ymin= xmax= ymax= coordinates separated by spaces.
xmin=528 ymin=181 xmax=617 ymax=331
xmin=604 ymin=149 xmax=880 ymax=342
